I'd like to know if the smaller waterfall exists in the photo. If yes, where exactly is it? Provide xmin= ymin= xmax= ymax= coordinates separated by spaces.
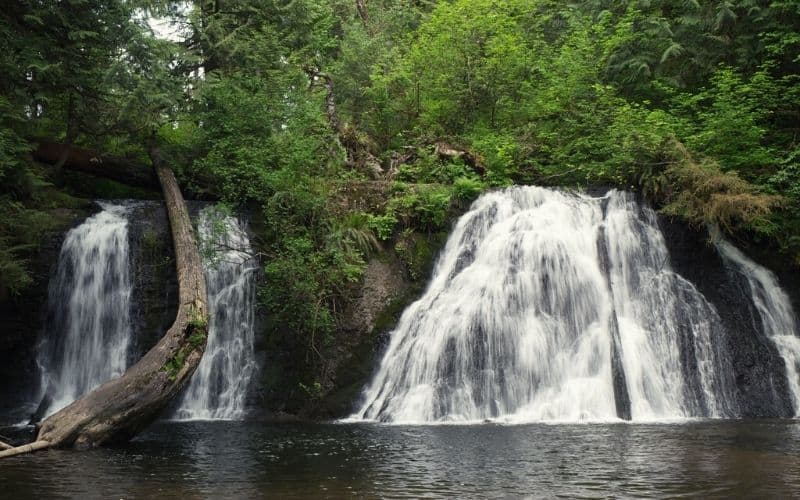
xmin=717 ymin=239 xmax=800 ymax=416
xmin=36 ymin=202 xmax=134 ymax=417
xmin=173 ymin=207 xmax=258 ymax=420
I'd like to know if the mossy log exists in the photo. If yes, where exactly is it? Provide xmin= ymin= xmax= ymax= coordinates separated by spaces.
xmin=32 ymin=141 xmax=160 ymax=190
xmin=0 ymin=147 xmax=208 ymax=458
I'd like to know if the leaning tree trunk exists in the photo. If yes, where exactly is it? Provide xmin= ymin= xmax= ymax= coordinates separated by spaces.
xmin=0 ymin=148 xmax=208 ymax=458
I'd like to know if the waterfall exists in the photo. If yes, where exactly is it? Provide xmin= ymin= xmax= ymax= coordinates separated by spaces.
xmin=603 ymin=194 xmax=737 ymax=419
xmin=173 ymin=207 xmax=258 ymax=420
xmin=31 ymin=202 xmax=258 ymax=423
xmin=36 ymin=202 xmax=134 ymax=418
xmin=352 ymin=187 xmax=783 ymax=424
xmin=717 ymin=239 xmax=800 ymax=416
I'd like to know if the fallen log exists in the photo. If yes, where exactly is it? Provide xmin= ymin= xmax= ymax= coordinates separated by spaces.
xmin=32 ymin=141 xmax=160 ymax=190
xmin=0 ymin=146 xmax=208 ymax=458
xmin=0 ymin=440 xmax=50 ymax=459
xmin=434 ymin=142 xmax=485 ymax=176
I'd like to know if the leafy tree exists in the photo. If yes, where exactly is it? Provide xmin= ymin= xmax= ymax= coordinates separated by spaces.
xmin=1 ymin=0 xmax=799 ymax=390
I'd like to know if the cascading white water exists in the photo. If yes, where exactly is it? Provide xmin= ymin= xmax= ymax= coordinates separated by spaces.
xmin=717 ymin=239 xmax=800 ymax=416
xmin=173 ymin=207 xmax=258 ymax=420
xmin=604 ymin=194 xmax=737 ymax=419
xmin=37 ymin=202 xmax=133 ymax=417
xmin=352 ymin=187 xmax=742 ymax=423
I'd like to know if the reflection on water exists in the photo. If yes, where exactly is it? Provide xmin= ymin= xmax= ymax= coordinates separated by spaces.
xmin=1 ymin=421 xmax=798 ymax=498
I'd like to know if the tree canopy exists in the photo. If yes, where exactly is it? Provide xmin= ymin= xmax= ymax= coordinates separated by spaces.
xmin=1 ymin=0 xmax=799 ymax=404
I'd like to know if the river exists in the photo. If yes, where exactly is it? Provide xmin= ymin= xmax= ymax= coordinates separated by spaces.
xmin=1 ymin=420 xmax=798 ymax=498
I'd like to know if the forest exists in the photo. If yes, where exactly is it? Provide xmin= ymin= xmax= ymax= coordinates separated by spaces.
xmin=1 ymin=0 xmax=800 ymax=482
xmin=3 ymin=0 xmax=799 ymax=379
xmin=0 ymin=0 xmax=800 ymax=498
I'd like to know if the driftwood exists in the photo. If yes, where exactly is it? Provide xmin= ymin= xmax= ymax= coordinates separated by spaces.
xmin=0 ymin=146 xmax=208 ymax=459
xmin=387 ymin=147 xmax=417 ymax=179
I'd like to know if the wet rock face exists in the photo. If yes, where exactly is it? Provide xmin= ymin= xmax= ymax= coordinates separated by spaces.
xmin=0 ymin=201 xmax=180 ymax=423
xmin=341 ymin=259 xmax=411 ymax=337
xmin=256 ymin=253 xmax=415 ymax=418
xmin=0 ymin=234 xmax=63 ymax=422
xmin=659 ymin=217 xmax=794 ymax=417
xmin=0 ymin=207 xmax=95 ymax=423
xmin=314 ymin=254 xmax=415 ymax=418
xmin=127 ymin=202 xmax=178 ymax=359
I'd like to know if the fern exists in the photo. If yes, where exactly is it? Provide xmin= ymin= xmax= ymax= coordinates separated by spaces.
xmin=660 ymin=42 xmax=684 ymax=63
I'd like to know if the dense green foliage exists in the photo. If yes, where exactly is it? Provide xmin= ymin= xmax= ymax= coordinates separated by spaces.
xmin=2 ymin=0 xmax=799 ymax=400
xmin=0 ymin=0 xmax=181 ymax=296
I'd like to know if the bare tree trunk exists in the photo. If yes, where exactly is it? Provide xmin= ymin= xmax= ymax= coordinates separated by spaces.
xmin=355 ymin=0 xmax=369 ymax=27
xmin=0 ymin=147 xmax=208 ymax=458
xmin=0 ymin=440 xmax=51 ymax=459
xmin=304 ymin=68 xmax=341 ymax=135
xmin=304 ymin=67 xmax=383 ymax=178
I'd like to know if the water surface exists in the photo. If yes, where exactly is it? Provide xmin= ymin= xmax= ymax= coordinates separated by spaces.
xmin=1 ymin=420 xmax=798 ymax=498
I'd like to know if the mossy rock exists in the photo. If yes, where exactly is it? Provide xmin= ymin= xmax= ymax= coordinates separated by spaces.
xmin=394 ymin=229 xmax=448 ymax=281
xmin=315 ymin=287 xmax=424 ymax=418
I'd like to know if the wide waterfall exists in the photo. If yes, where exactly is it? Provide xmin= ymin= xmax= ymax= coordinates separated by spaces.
xmin=173 ymin=207 xmax=258 ymax=420
xmin=353 ymin=187 xmax=799 ymax=423
xmin=36 ymin=202 xmax=134 ymax=418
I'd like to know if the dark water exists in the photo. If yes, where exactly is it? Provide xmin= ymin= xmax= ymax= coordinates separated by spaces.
xmin=1 ymin=420 xmax=799 ymax=498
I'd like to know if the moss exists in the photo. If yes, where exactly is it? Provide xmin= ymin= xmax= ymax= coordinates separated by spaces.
xmin=26 ymin=161 xmax=160 ymax=201
xmin=163 ymin=334 xmax=204 ymax=381
xmin=187 ymin=304 xmax=209 ymax=331
xmin=394 ymin=229 xmax=448 ymax=281
xmin=163 ymin=307 xmax=208 ymax=380
xmin=188 ymin=328 xmax=207 ymax=348
xmin=140 ymin=229 xmax=163 ymax=265
xmin=371 ymin=289 xmax=418 ymax=334
xmin=35 ymin=187 xmax=89 ymax=211
xmin=186 ymin=316 xmax=209 ymax=352
xmin=298 ymin=381 xmax=323 ymax=399
xmin=163 ymin=347 xmax=189 ymax=381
